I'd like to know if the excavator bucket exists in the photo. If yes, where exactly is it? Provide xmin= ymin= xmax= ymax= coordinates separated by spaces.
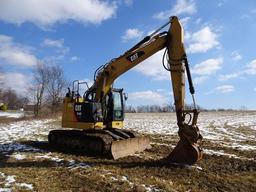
xmin=111 ymin=136 xmax=151 ymax=159
xmin=164 ymin=124 xmax=203 ymax=165
xmin=165 ymin=138 xmax=203 ymax=165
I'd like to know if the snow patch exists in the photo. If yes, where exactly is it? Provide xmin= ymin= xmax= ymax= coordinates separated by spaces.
xmin=204 ymin=149 xmax=255 ymax=161
xmin=0 ymin=172 xmax=34 ymax=191
xmin=141 ymin=184 xmax=161 ymax=192
xmin=16 ymin=183 xmax=34 ymax=190
xmin=121 ymin=176 xmax=134 ymax=186
xmin=110 ymin=176 xmax=118 ymax=181
xmin=35 ymin=153 xmax=63 ymax=162
xmin=9 ymin=153 xmax=26 ymax=160
xmin=68 ymin=160 xmax=91 ymax=169
xmin=0 ymin=143 xmax=42 ymax=154
xmin=0 ymin=111 xmax=24 ymax=118
xmin=0 ymin=188 xmax=12 ymax=192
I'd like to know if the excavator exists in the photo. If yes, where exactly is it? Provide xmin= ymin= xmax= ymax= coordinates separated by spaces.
xmin=48 ymin=16 xmax=203 ymax=165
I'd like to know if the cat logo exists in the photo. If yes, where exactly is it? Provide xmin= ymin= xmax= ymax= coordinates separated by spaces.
xmin=127 ymin=51 xmax=145 ymax=62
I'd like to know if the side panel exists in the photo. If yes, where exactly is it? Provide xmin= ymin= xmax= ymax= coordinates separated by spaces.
xmin=62 ymin=97 xmax=104 ymax=129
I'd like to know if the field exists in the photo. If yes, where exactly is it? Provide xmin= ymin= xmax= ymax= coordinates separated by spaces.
xmin=0 ymin=111 xmax=255 ymax=192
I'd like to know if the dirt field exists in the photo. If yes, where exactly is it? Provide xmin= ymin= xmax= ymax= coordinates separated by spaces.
xmin=0 ymin=111 xmax=255 ymax=192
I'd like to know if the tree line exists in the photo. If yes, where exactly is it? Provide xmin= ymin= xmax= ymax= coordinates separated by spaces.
xmin=125 ymin=104 xmax=204 ymax=113
xmin=0 ymin=62 xmax=67 ymax=116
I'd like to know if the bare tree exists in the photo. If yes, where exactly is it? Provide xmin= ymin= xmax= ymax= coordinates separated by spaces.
xmin=46 ymin=65 xmax=66 ymax=113
xmin=32 ymin=61 xmax=50 ymax=116
xmin=30 ymin=62 xmax=67 ymax=116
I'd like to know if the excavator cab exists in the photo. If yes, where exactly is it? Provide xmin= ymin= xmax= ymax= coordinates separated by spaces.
xmin=103 ymin=88 xmax=125 ymax=129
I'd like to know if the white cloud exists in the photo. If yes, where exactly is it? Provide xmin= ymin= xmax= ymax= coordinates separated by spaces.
xmin=128 ymin=90 xmax=168 ymax=105
xmin=42 ymin=38 xmax=64 ymax=48
xmin=0 ymin=35 xmax=37 ymax=67
xmin=194 ymin=76 xmax=209 ymax=85
xmin=180 ymin=17 xmax=191 ymax=27
xmin=153 ymin=0 xmax=196 ymax=19
xmin=206 ymin=84 xmax=235 ymax=94
xmin=192 ymin=57 xmax=223 ymax=75
xmin=122 ymin=28 xmax=143 ymax=42
xmin=124 ymin=0 xmax=133 ymax=6
xmin=218 ymin=58 xmax=256 ymax=81
xmin=245 ymin=59 xmax=256 ymax=74
xmin=0 ymin=0 xmax=117 ymax=29
xmin=215 ymin=85 xmax=235 ymax=93
xmin=218 ymin=73 xmax=239 ymax=81
xmin=41 ymin=38 xmax=70 ymax=61
xmin=134 ymin=50 xmax=169 ymax=80
xmin=0 ymin=72 xmax=32 ymax=95
xmin=231 ymin=51 xmax=242 ymax=61
xmin=70 ymin=56 xmax=80 ymax=61
xmin=171 ymin=0 xmax=196 ymax=15
xmin=187 ymin=26 xmax=219 ymax=53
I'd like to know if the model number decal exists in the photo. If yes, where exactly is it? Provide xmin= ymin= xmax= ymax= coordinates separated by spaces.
xmin=126 ymin=51 xmax=145 ymax=62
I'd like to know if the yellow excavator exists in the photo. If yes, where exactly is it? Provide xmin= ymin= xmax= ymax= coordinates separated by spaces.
xmin=48 ymin=16 xmax=203 ymax=165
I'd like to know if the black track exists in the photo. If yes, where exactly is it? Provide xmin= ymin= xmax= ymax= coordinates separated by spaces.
xmin=48 ymin=129 xmax=135 ymax=157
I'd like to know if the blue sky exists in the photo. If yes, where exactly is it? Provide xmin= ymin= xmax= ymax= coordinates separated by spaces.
xmin=0 ymin=0 xmax=256 ymax=109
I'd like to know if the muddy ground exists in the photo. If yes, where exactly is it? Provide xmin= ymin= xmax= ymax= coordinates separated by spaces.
xmin=0 ymin=113 xmax=255 ymax=192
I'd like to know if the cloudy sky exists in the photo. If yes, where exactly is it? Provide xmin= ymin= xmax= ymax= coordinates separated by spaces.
xmin=0 ymin=0 xmax=256 ymax=109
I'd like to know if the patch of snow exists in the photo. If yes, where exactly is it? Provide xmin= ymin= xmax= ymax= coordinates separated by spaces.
xmin=0 ymin=188 xmax=12 ymax=192
xmin=16 ymin=183 xmax=34 ymax=190
xmin=0 ymin=172 xmax=5 ymax=177
xmin=204 ymin=149 xmax=255 ymax=161
xmin=0 ymin=172 xmax=34 ymax=191
xmin=9 ymin=153 xmax=26 ymax=160
xmin=110 ymin=176 xmax=118 ymax=181
xmin=35 ymin=153 xmax=63 ymax=162
xmin=141 ymin=184 xmax=161 ymax=192
xmin=121 ymin=176 xmax=134 ymax=186
xmin=0 ymin=143 xmax=42 ymax=154
xmin=5 ymin=175 xmax=16 ymax=187
xmin=0 ymin=118 xmax=59 ymax=155
xmin=0 ymin=119 xmax=58 ymax=144
xmin=68 ymin=160 xmax=91 ymax=169
xmin=0 ymin=111 xmax=24 ymax=118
